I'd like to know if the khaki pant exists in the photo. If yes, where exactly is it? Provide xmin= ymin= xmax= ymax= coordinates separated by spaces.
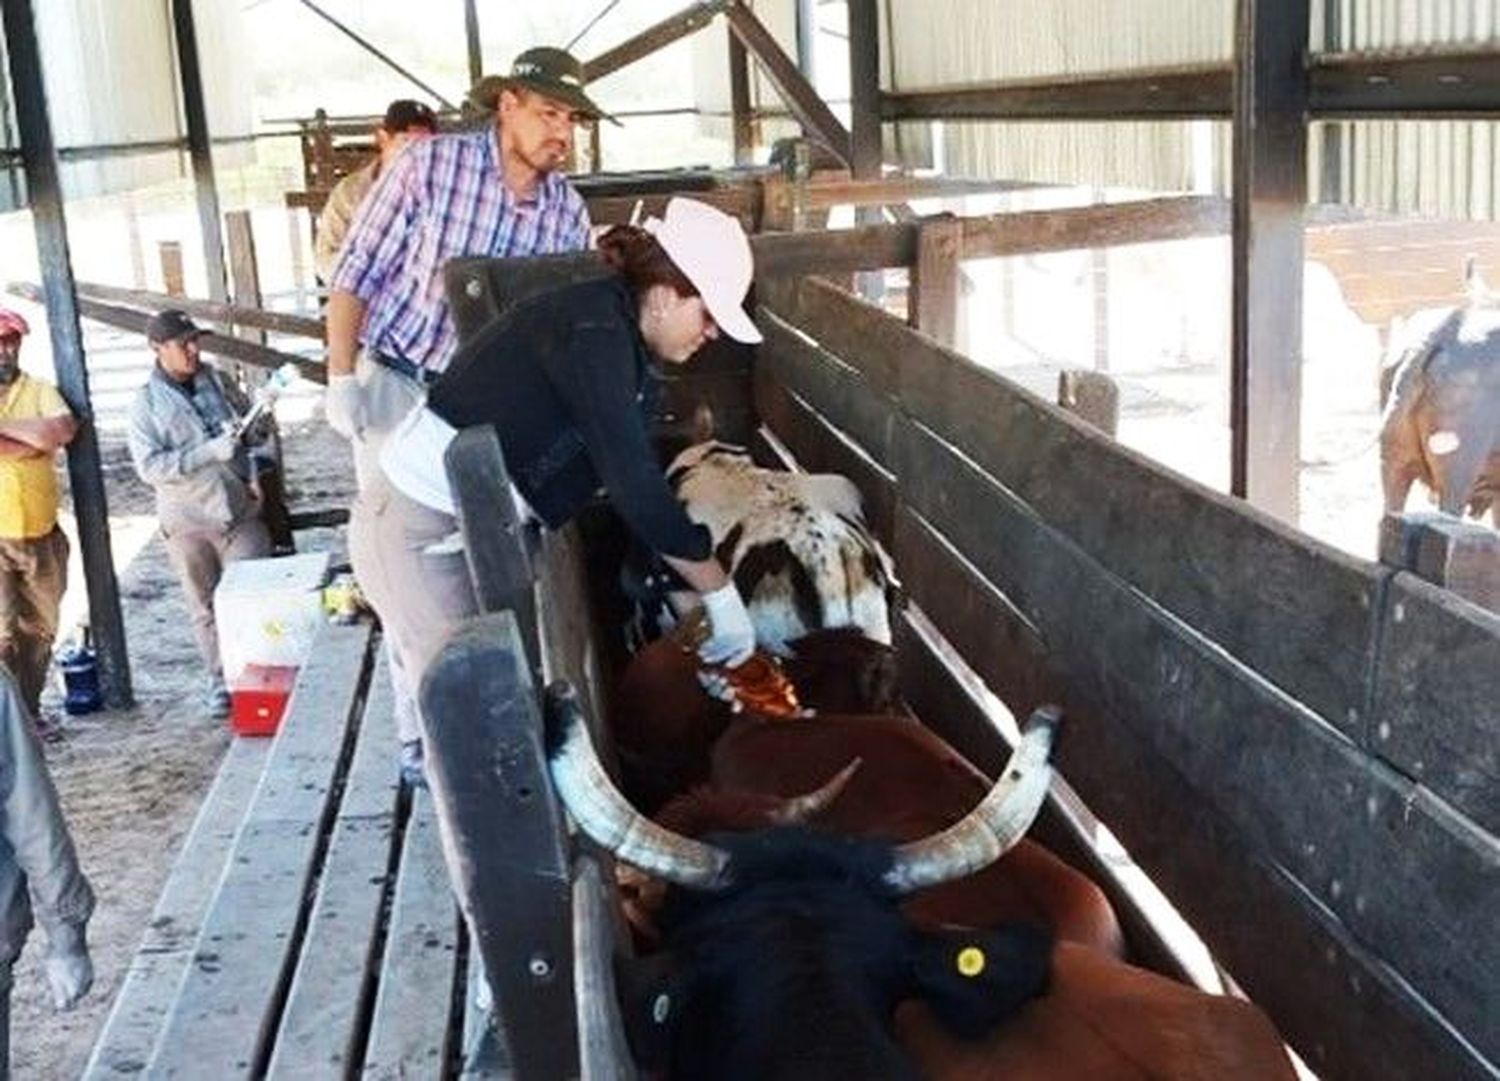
xmin=349 ymin=474 xmax=475 ymax=744
xmin=0 ymin=527 xmax=69 ymax=716
xmin=350 ymin=354 xmax=429 ymax=741
xmin=351 ymin=352 xmax=426 ymax=491
xmin=163 ymin=516 xmax=272 ymax=682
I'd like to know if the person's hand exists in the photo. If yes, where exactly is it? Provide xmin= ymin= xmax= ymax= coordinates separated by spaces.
xmin=203 ymin=430 xmax=238 ymax=463
xmin=697 ymin=583 xmax=756 ymax=667
xmin=44 ymin=925 xmax=93 ymax=1010
xmin=324 ymin=373 xmax=363 ymax=439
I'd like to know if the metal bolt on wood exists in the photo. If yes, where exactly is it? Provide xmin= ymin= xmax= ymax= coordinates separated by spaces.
xmin=528 ymin=954 xmax=553 ymax=980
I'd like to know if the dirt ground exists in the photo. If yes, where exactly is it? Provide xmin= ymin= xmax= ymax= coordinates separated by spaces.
xmin=7 ymin=319 xmax=351 ymax=1079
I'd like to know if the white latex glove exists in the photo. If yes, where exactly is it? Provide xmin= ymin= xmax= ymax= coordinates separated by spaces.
xmin=698 ymin=583 xmax=756 ymax=667
xmin=200 ymin=430 xmax=238 ymax=464
xmin=44 ymin=925 xmax=93 ymax=1010
xmin=324 ymin=372 xmax=364 ymax=440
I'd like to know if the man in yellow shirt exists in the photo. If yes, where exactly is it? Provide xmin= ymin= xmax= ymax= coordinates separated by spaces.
xmin=0 ymin=310 xmax=77 ymax=724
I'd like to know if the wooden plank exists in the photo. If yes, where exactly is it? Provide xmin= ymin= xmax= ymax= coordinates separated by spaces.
xmin=459 ymin=943 xmax=512 ymax=1078
xmin=891 ymin=611 xmax=1197 ymax=988
xmin=572 ymin=854 xmax=636 ymax=1081
xmin=757 ymin=314 xmax=897 ymax=467
xmin=146 ymin=623 xmax=372 ymax=1077
xmin=893 ymin=419 xmax=1499 ymax=1074
xmin=773 ymin=278 xmax=1383 ymax=740
xmin=580 ymin=0 xmax=732 ymax=83
xmin=266 ymin=651 xmax=400 ymax=1077
xmin=1371 ymin=573 xmax=1500 ymax=834
xmin=82 ymin=739 xmax=271 ymax=1079
xmin=363 ymin=789 xmax=462 ymax=1079
xmin=74 ymin=279 xmax=326 ymax=340
xmin=751 ymin=372 xmax=897 ymax=547
xmin=958 ymin=196 xmax=1231 ymax=260
xmin=911 ymin=216 xmax=962 ymax=346
xmin=725 ymin=1 xmax=852 ymax=164
xmin=881 ymin=64 xmax=1234 ymax=122
xmin=420 ymin=613 xmax=579 ymax=1081
xmin=587 ymin=186 xmax=761 ymax=230
xmin=160 ymin=240 xmax=185 ymax=297
xmin=892 ymin=507 xmax=1057 ymax=718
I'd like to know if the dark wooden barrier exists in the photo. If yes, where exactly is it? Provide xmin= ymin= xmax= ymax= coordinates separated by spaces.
xmin=757 ymin=276 xmax=1499 ymax=1081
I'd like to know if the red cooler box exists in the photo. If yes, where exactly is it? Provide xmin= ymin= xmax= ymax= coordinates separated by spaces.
xmin=231 ymin=664 xmax=300 ymax=737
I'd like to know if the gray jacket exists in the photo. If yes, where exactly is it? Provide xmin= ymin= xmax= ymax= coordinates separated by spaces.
xmin=128 ymin=365 xmax=263 ymax=534
xmin=0 ymin=671 xmax=93 ymax=962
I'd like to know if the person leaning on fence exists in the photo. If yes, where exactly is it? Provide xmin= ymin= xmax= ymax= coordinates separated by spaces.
xmin=127 ymin=311 xmax=274 ymax=717
xmin=0 ymin=666 xmax=94 ymax=1071
xmin=355 ymin=197 xmax=764 ymax=786
xmin=0 ymin=309 xmax=77 ymax=737
xmin=311 ymin=98 xmax=438 ymax=284
xmin=323 ymin=46 xmax=608 ymax=777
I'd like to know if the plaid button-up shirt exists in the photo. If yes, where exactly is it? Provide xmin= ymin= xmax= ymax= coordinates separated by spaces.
xmin=331 ymin=125 xmax=591 ymax=375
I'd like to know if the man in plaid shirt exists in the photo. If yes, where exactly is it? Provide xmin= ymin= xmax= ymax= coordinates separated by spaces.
xmin=324 ymin=46 xmax=606 ymax=487
xmin=325 ymin=48 xmax=606 ymax=779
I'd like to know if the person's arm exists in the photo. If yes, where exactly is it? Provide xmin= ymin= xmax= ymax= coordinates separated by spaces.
xmin=0 ymin=414 xmax=76 ymax=450
xmin=127 ymin=389 xmax=231 ymax=483
xmin=0 ymin=674 xmax=94 ymax=1008
xmin=551 ymin=322 xmax=712 ymax=562
xmin=0 ymin=381 xmax=77 ymax=450
xmin=0 ymin=433 xmax=41 ymax=457
xmin=325 ymin=147 xmax=424 ymax=375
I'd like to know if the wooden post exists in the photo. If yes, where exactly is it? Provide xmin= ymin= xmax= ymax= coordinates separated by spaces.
xmin=125 ymin=193 xmax=147 ymax=289
xmin=728 ymin=30 xmax=754 ymax=166
xmin=1379 ymin=512 xmax=1500 ymax=614
xmin=1057 ymin=370 xmax=1121 ymax=437
xmin=286 ymin=206 xmax=308 ymax=310
xmin=159 ymin=241 xmax=185 ymax=297
xmin=419 ymin=614 xmax=579 ymax=1081
xmin=171 ymin=0 xmax=227 ymax=304
xmin=572 ymin=853 xmax=635 ymax=1080
xmin=910 ymin=216 xmax=962 ymax=346
xmin=225 ymin=211 xmax=264 ymax=347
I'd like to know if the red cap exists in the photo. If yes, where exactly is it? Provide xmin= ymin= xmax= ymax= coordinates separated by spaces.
xmin=0 ymin=309 xmax=29 ymax=340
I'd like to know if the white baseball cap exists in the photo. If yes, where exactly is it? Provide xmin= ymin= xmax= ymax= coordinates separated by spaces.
xmin=643 ymin=197 xmax=762 ymax=344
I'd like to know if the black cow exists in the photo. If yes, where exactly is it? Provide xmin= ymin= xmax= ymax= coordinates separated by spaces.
xmin=545 ymin=683 xmax=1058 ymax=1081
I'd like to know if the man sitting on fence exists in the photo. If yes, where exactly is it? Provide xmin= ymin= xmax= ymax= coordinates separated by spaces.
xmin=128 ymin=311 xmax=273 ymax=717
xmin=0 ymin=309 xmax=76 ymax=737
xmin=312 ymin=98 xmax=438 ymax=284
xmin=324 ymin=46 xmax=608 ymax=782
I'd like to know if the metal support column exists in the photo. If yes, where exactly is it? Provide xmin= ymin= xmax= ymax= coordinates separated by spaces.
xmin=794 ymin=0 xmax=817 ymax=86
xmin=171 ymin=0 xmax=227 ymax=305
xmin=464 ymin=0 xmax=483 ymax=86
xmin=2 ymin=0 xmax=133 ymax=707
xmin=1231 ymin=0 xmax=1308 ymax=521
xmin=848 ymin=0 xmax=884 ymax=298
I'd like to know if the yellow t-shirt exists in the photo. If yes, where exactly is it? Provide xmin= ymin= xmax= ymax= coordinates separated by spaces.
xmin=0 ymin=373 xmax=71 ymax=539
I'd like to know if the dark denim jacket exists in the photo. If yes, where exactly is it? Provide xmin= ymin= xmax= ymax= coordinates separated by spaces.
xmin=428 ymin=277 xmax=710 ymax=561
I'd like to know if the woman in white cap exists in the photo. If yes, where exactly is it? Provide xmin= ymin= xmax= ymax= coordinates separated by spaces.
xmin=354 ymin=197 xmax=762 ymax=782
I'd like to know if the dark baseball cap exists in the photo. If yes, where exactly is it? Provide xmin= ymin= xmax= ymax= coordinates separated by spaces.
xmin=382 ymin=99 xmax=438 ymax=133
xmin=145 ymin=309 xmax=204 ymax=345
xmin=496 ymin=47 xmax=616 ymax=124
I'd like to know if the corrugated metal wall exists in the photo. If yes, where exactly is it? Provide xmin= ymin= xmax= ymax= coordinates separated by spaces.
xmin=887 ymin=0 xmax=1233 ymax=194
xmin=1314 ymin=0 xmax=1500 ymax=219
xmin=1 ymin=0 xmax=254 ymax=205
xmin=885 ymin=0 xmax=1500 ymax=219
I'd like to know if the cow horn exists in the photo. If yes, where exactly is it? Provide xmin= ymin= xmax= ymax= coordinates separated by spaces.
xmin=767 ymin=758 xmax=862 ymax=824
xmin=882 ymin=706 xmax=1060 ymax=895
xmin=545 ymin=683 xmax=731 ymax=890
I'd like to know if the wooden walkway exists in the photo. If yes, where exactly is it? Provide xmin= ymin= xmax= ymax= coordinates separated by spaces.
xmin=83 ymin=621 xmax=507 ymax=1079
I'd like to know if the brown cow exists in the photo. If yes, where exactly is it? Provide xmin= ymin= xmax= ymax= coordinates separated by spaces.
xmin=610 ymin=630 xmax=1122 ymax=957
xmin=551 ymin=687 xmax=1296 ymax=1080
xmin=1379 ymin=261 xmax=1500 ymax=524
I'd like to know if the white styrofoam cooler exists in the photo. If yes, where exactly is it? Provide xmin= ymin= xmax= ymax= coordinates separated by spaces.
xmin=213 ymin=551 xmax=331 ymax=684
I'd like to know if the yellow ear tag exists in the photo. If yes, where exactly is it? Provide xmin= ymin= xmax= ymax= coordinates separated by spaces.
xmin=956 ymin=946 xmax=986 ymax=978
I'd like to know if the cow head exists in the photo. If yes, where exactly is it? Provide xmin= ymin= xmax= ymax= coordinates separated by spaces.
xmin=546 ymin=682 xmax=1059 ymax=1079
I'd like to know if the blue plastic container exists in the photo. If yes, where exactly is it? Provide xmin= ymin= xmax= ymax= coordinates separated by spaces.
xmin=58 ymin=631 xmax=103 ymax=715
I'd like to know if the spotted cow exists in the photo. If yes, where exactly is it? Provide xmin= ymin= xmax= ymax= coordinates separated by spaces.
xmin=663 ymin=441 xmax=898 ymax=654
